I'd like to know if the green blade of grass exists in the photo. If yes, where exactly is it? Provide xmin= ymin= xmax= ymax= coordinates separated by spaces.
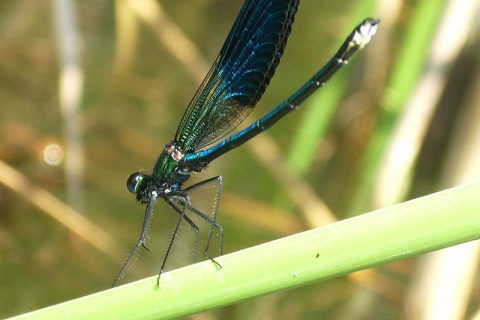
xmin=348 ymin=0 xmax=449 ymax=215
xmin=285 ymin=1 xmax=378 ymax=176
xmin=10 ymin=181 xmax=480 ymax=320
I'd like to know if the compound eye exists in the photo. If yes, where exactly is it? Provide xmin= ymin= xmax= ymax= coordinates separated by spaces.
xmin=126 ymin=172 xmax=147 ymax=194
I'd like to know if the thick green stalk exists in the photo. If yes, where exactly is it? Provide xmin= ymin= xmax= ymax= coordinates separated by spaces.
xmin=10 ymin=181 xmax=480 ymax=320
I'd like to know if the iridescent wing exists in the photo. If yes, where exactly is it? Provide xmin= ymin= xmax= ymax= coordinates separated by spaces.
xmin=175 ymin=0 xmax=299 ymax=151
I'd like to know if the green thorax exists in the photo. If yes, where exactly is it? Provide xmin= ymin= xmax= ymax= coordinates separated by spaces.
xmin=152 ymin=142 xmax=190 ymax=184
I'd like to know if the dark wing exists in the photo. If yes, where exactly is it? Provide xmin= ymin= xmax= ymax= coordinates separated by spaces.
xmin=175 ymin=0 xmax=299 ymax=152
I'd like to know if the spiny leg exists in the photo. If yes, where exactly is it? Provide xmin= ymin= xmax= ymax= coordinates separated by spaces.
xmin=169 ymin=195 xmax=223 ymax=265
xmin=113 ymin=191 xmax=158 ymax=287
xmin=168 ymin=196 xmax=201 ymax=263
xmin=205 ymin=176 xmax=223 ymax=261
xmin=175 ymin=197 xmax=224 ymax=268
xmin=183 ymin=176 xmax=224 ymax=267
xmin=155 ymin=193 xmax=193 ymax=286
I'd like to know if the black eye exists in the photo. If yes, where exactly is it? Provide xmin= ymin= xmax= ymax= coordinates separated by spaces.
xmin=127 ymin=172 xmax=146 ymax=194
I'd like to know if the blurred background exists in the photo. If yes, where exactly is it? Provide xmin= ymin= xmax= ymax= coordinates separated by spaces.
xmin=1 ymin=0 xmax=480 ymax=319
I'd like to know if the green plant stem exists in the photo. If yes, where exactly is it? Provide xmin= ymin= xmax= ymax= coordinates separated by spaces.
xmin=10 ymin=181 xmax=480 ymax=320
xmin=348 ymin=0 xmax=448 ymax=215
